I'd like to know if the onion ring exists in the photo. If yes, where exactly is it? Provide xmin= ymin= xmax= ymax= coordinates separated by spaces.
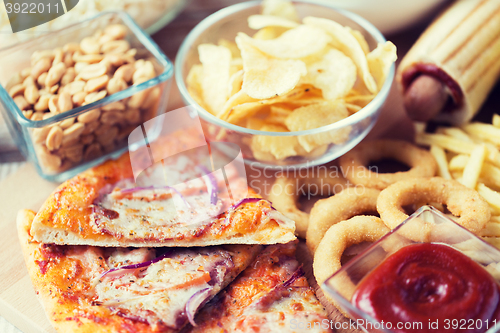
xmin=313 ymin=216 xmax=389 ymax=314
xmin=306 ymin=187 xmax=381 ymax=254
xmin=338 ymin=139 xmax=438 ymax=190
xmin=377 ymin=177 xmax=491 ymax=239
xmin=268 ymin=168 xmax=348 ymax=238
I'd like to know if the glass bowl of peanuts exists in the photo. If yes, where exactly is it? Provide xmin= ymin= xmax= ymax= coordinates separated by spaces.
xmin=175 ymin=0 xmax=395 ymax=169
xmin=0 ymin=11 xmax=173 ymax=181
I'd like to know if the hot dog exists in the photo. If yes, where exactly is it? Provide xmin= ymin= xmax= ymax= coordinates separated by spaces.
xmin=397 ymin=0 xmax=500 ymax=125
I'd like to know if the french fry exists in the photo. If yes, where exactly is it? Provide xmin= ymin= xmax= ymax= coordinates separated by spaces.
xmin=449 ymin=154 xmax=469 ymax=171
xmin=430 ymin=145 xmax=451 ymax=179
xmin=460 ymin=144 xmax=486 ymax=189
xmin=493 ymin=114 xmax=500 ymax=128
xmin=479 ymin=222 xmax=500 ymax=237
xmin=416 ymin=133 xmax=476 ymax=155
xmin=477 ymin=183 xmax=500 ymax=214
xmin=438 ymin=127 xmax=473 ymax=142
xmin=462 ymin=123 xmax=500 ymax=146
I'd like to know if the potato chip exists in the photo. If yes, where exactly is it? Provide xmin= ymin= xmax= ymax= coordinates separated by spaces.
xmin=251 ymin=124 xmax=300 ymax=160
xmin=301 ymin=48 xmax=357 ymax=100
xmin=304 ymin=16 xmax=378 ymax=94
xmin=285 ymin=101 xmax=350 ymax=152
xmin=198 ymin=44 xmax=232 ymax=113
xmin=262 ymin=0 xmax=299 ymax=22
xmin=348 ymin=28 xmax=370 ymax=55
xmin=218 ymin=38 xmax=241 ymax=58
xmin=236 ymin=33 xmax=306 ymax=99
xmin=343 ymin=94 xmax=375 ymax=108
xmin=296 ymin=143 xmax=329 ymax=158
xmin=217 ymin=89 xmax=257 ymax=119
xmin=248 ymin=14 xmax=299 ymax=30
xmin=246 ymin=118 xmax=267 ymax=130
xmin=345 ymin=103 xmax=362 ymax=113
xmin=228 ymin=69 xmax=243 ymax=97
xmin=245 ymin=25 xmax=331 ymax=59
xmin=252 ymin=27 xmax=285 ymax=41
xmin=367 ymin=41 xmax=397 ymax=90
xmin=270 ymin=105 xmax=293 ymax=116
xmin=186 ymin=64 xmax=206 ymax=108
xmin=226 ymin=85 xmax=311 ymax=124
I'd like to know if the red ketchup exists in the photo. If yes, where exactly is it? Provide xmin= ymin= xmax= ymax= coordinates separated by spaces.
xmin=351 ymin=243 xmax=500 ymax=333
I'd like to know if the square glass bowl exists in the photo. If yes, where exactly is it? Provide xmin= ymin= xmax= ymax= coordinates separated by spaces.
xmin=323 ymin=206 xmax=500 ymax=333
xmin=0 ymin=11 xmax=173 ymax=182
xmin=175 ymin=0 xmax=394 ymax=169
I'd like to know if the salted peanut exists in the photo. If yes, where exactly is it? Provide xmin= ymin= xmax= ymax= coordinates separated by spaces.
xmin=84 ymin=90 xmax=107 ymax=104
xmin=8 ymin=84 xmax=25 ymax=97
xmin=100 ymin=110 xmax=123 ymax=125
xmin=46 ymin=126 xmax=63 ymax=151
xmin=141 ymin=86 xmax=160 ymax=110
xmin=52 ymin=48 xmax=64 ymax=65
xmin=22 ymin=110 xmax=33 ymax=119
xmin=125 ymin=48 xmax=137 ymax=58
xmin=48 ymin=84 xmax=59 ymax=94
xmin=124 ymin=108 xmax=141 ymax=124
xmin=5 ymin=72 xmax=23 ymax=91
xmin=77 ymin=62 xmax=107 ymax=80
xmin=37 ymin=72 xmax=48 ymax=87
xmin=24 ymin=84 xmax=40 ymax=104
xmin=81 ymin=120 xmax=100 ymax=135
xmin=45 ymin=62 xmax=66 ymax=87
xmin=95 ymin=124 xmax=118 ymax=146
xmin=58 ymin=92 xmax=73 ymax=113
xmin=103 ymin=53 xmax=124 ymax=67
xmin=134 ymin=59 xmax=145 ymax=69
xmin=34 ymin=94 xmax=51 ymax=112
xmin=43 ymin=112 xmax=57 ymax=120
xmin=65 ymin=80 xmax=85 ymax=95
xmin=14 ymin=95 xmax=30 ymax=110
xmin=59 ymin=117 xmax=75 ymax=129
xmin=104 ymin=24 xmax=127 ymax=40
xmin=32 ymin=127 xmax=50 ymax=143
xmin=77 ymin=108 xmax=101 ymax=123
xmin=74 ymin=62 xmax=88 ymax=74
xmin=21 ymin=67 xmax=32 ymax=78
xmin=133 ymin=61 xmax=156 ymax=84
xmin=114 ymin=64 xmax=134 ymax=82
xmin=80 ymin=36 xmax=101 ymax=55
xmin=107 ymin=77 xmax=127 ymax=95
xmin=102 ymin=40 xmax=130 ymax=54
xmin=31 ymin=57 xmax=52 ymax=80
xmin=85 ymin=74 xmax=109 ymax=93
xmin=98 ymin=34 xmax=114 ymax=45
xmin=127 ymin=89 xmax=149 ymax=109
xmin=23 ymin=76 xmax=36 ymax=87
xmin=60 ymin=143 xmax=84 ymax=163
xmin=61 ymin=67 xmax=76 ymax=86
xmin=38 ymin=147 xmax=62 ymax=171
xmin=63 ymin=43 xmax=80 ymax=53
xmin=30 ymin=112 xmax=45 ymax=122
xmin=31 ymin=50 xmax=54 ymax=66
xmin=102 ymin=101 xmax=125 ymax=111
xmin=48 ymin=95 xmax=59 ymax=113
xmin=63 ymin=122 xmax=85 ymax=143
xmin=72 ymin=91 xmax=88 ymax=106
xmin=84 ymin=142 xmax=102 ymax=160
xmin=74 ymin=53 xmax=104 ymax=64
xmin=80 ymin=133 xmax=94 ymax=145
xmin=64 ymin=52 xmax=75 ymax=68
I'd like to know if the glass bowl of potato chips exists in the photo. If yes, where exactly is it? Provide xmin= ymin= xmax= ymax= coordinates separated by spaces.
xmin=175 ymin=0 xmax=396 ymax=168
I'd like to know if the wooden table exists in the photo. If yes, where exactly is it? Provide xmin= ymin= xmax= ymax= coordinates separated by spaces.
xmin=1 ymin=1 xmax=499 ymax=332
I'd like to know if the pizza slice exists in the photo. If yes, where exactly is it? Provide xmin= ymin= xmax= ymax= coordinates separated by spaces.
xmin=29 ymin=152 xmax=295 ymax=247
xmin=184 ymin=241 xmax=333 ymax=333
xmin=18 ymin=209 xmax=262 ymax=333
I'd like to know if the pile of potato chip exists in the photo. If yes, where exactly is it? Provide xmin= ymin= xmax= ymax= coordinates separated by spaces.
xmin=187 ymin=0 xmax=397 ymax=162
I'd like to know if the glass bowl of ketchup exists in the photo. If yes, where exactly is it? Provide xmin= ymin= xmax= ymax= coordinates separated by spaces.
xmin=323 ymin=206 xmax=500 ymax=333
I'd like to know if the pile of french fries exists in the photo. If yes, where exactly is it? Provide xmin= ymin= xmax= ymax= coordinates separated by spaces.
xmin=416 ymin=115 xmax=500 ymax=248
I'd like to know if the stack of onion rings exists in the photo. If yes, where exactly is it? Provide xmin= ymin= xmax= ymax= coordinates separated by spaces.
xmin=377 ymin=177 xmax=491 ymax=239
xmin=268 ymin=168 xmax=348 ymax=238
xmin=306 ymin=187 xmax=381 ymax=254
xmin=338 ymin=140 xmax=438 ymax=190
